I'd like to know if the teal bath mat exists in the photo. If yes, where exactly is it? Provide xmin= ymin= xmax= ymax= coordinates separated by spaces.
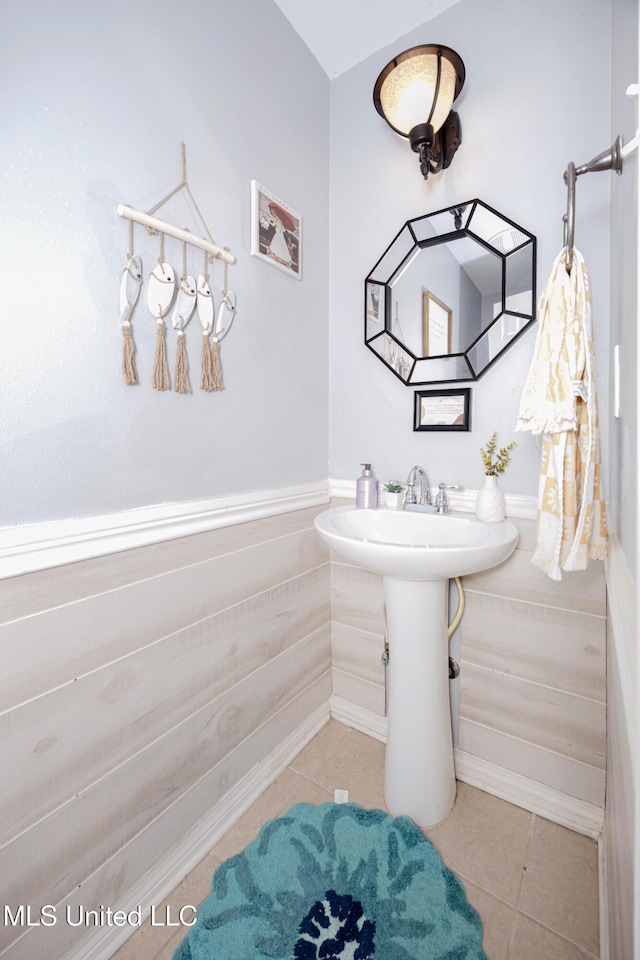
xmin=172 ymin=801 xmax=488 ymax=959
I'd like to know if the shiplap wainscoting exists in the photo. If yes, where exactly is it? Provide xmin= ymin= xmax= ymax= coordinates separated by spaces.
xmin=0 ymin=500 xmax=331 ymax=960
xmin=603 ymin=534 xmax=635 ymax=960
xmin=1 ymin=488 xmax=609 ymax=960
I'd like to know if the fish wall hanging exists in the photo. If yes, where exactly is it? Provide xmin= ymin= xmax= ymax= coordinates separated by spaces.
xmin=210 ymin=256 xmax=236 ymax=391
xmin=147 ymin=234 xmax=176 ymax=391
xmin=171 ymin=243 xmax=197 ymax=393
xmin=116 ymin=143 xmax=236 ymax=395
xmin=119 ymin=220 xmax=142 ymax=385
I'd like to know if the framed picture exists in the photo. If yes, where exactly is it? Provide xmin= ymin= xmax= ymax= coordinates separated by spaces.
xmin=250 ymin=180 xmax=302 ymax=280
xmin=422 ymin=290 xmax=452 ymax=356
xmin=414 ymin=388 xmax=471 ymax=432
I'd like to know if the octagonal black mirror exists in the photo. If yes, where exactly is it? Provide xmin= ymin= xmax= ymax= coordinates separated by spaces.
xmin=365 ymin=199 xmax=536 ymax=384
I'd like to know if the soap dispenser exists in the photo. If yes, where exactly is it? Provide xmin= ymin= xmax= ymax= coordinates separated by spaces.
xmin=356 ymin=463 xmax=378 ymax=509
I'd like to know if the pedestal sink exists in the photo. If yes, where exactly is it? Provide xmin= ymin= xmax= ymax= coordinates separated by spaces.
xmin=315 ymin=506 xmax=518 ymax=827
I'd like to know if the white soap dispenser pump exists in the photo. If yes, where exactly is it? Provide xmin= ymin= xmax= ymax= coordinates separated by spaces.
xmin=356 ymin=463 xmax=378 ymax=509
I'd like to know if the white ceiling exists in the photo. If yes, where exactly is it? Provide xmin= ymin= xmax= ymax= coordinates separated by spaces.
xmin=272 ymin=0 xmax=463 ymax=78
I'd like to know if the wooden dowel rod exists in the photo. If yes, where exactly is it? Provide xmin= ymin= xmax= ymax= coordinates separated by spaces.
xmin=117 ymin=204 xmax=235 ymax=264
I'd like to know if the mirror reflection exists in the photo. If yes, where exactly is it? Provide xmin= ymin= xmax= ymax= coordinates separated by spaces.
xmin=365 ymin=200 xmax=536 ymax=384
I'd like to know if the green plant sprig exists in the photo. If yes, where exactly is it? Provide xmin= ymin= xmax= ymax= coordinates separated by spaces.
xmin=480 ymin=432 xmax=517 ymax=476
xmin=383 ymin=481 xmax=405 ymax=493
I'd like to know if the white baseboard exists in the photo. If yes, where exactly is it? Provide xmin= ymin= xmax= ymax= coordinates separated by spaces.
xmin=64 ymin=702 xmax=331 ymax=960
xmin=329 ymin=693 xmax=387 ymax=742
xmin=329 ymin=696 xmax=603 ymax=839
xmin=454 ymin=748 xmax=603 ymax=839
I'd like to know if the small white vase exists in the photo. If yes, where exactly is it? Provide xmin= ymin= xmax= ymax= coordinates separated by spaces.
xmin=475 ymin=475 xmax=506 ymax=522
xmin=385 ymin=490 xmax=405 ymax=510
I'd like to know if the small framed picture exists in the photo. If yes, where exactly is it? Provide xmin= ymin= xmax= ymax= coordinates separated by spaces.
xmin=414 ymin=388 xmax=471 ymax=432
xmin=422 ymin=290 xmax=452 ymax=356
xmin=250 ymin=180 xmax=302 ymax=280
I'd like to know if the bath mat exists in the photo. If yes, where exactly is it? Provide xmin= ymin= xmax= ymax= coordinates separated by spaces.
xmin=172 ymin=801 xmax=488 ymax=959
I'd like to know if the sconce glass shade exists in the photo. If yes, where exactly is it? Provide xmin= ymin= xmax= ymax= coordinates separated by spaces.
xmin=373 ymin=46 xmax=464 ymax=137
xmin=373 ymin=45 xmax=466 ymax=179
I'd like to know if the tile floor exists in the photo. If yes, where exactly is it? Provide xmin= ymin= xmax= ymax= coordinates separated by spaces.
xmin=111 ymin=721 xmax=601 ymax=960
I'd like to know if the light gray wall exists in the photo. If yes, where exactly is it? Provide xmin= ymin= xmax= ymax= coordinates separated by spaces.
xmin=329 ymin=0 xmax=611 ymax=497
xmin=609 ymin=0 xmax=638 ymax=575
xmin=1 ymin=0 xmax=329 ymax=527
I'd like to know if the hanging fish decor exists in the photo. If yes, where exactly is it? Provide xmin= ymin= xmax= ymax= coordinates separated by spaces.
xmin=171 ymin=246 xmax=197 ymax=394
xmin=119 ymin=222 xmax=143 ymax=384
xmin=197 ymin=254 xmax=216 ymax=391
xmin=147 ymin=236 xmax=176 ymax=391
xmin=208 ymin=254 xmax=235 ymax=390
xmin=211 ymin=289 xmax=237 ymax=391
xmin=116 ymin=145 xmax=238 ymax=395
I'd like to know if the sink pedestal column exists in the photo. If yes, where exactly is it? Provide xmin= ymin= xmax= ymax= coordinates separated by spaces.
xmin=383 ymin=576 xmax=456 ymax=828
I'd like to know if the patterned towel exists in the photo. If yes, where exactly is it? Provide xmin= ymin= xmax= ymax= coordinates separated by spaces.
xmin=516 ymin=248 xmax=608 ymax=580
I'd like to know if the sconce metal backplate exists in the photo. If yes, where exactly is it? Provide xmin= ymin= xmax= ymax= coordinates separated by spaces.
xmin=364 ymin=199 xmax=537 ymax=384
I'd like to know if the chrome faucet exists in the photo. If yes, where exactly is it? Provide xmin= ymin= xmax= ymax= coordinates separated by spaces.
xmin=405 ymin=465 xmax=432 ymax=507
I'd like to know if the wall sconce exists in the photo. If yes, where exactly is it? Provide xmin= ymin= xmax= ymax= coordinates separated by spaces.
xmin=373 ymin=45 xmax=466 ymax=180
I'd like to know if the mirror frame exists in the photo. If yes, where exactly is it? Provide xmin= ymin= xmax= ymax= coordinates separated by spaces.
xmin=364 ymin=199 xmax=537 ymax=384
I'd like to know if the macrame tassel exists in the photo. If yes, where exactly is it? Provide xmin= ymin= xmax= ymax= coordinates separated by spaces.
xmin=201 ymin=332 xmax=215 ymax=391
xmin=211 ymin=337 xmax=223 ymax=390
xmin=174 ymin=331 xmax=190 ymax=393
xmin=152 ymin=321 xmax=170 ymax=390
xmin=122 ymin=321 xmax=137 ymax=385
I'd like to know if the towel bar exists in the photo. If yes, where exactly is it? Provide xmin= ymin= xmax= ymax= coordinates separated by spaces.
xmin=563 ymin=135 xmax=623 ymax=271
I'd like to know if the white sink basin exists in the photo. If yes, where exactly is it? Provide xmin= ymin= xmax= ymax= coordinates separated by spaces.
xmin=315 ymin=505 xmax=518 ymax=581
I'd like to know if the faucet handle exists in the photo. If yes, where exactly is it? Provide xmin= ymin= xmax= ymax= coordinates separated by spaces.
xmin=435 ymin=483 xmax=464 ymax=514
xmin=405 ymin=481 xmax=417 ymax=504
